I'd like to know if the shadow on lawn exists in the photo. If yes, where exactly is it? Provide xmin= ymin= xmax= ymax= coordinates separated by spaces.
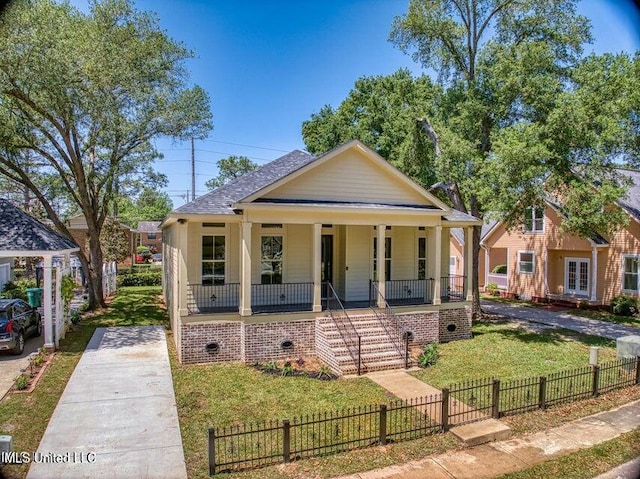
xmin=473 ymin=319 xmax=615 ymax=348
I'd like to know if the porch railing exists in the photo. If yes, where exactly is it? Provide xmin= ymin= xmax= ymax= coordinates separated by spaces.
xmin=324 ymin=282 xmax=362 ymax=375
xmin=369 ymin=281 xmax=407 ymax=366
xmin=251 ymin=283 xmax=313 ymax=313
xmin=441 ymin=275 xmax=465 ymax=302
xmin=187 ymin=283 xmax=240 ymax=314
xmin=487 ymin=273 xmax=508 ymax=290
xmin=369 ymin=279 xmax=435 ymax=306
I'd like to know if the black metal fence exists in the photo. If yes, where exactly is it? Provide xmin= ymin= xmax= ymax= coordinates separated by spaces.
xmin=251 ymin=282 xmax=313 ymax=313
xmin=208 ymin=357 xmax=640 ymax=474
xmin=441 ymin=275 xmax=465 ymax=302
xmin=187 ymin=283 xmax=240 ymax=314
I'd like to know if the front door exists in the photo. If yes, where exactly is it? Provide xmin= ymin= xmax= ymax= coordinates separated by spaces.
xmin=321 ymin=235 xmax=333 ymax=298
xmin=565 ymin=258 xmax=589 ymax=295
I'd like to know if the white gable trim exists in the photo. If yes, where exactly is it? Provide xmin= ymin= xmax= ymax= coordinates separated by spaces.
xmin=238 ymin=140 xmax=452 ymax=212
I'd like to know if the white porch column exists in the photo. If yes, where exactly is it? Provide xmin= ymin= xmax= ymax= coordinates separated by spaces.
xmin=55 ymin=263 xmax=63 ymax=347
xmin=240 ymin=221 xmax=253 ymax=316
xmin=465 ymin=226 xmax=473 ymax=301
xmin=484 ymin=246 xmax=490 ymax=289
xmin=433 ymin=225 xmax=442 ymax=305
xmin=43 ymin=255 xmax=54 ymax=349
xmin=591 ymin=247 xmax=598 ymax=302
xmin=377 ymin=224 xmax=386 ymax=308
xmin=312 ymin=223 xmax=322 ymax=312
xmin=177 ymin=221 xmax=189 ymax=316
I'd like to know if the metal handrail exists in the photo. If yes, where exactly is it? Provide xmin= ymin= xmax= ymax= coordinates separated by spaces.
xmin=369 ymin=280 xmax=406 ymax=361
xmin=324 ymin=282 xmax=362 ymax=375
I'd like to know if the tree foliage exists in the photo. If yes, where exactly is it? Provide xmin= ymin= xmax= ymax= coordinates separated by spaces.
xmin=0 ymin=0 xmax=212 ymax=308
xmin=303 ymin=0 xmax=638 ymax=313
xmin=205 ymin=155 xmax=258 ymax=190
xmin=117 ymin=187 xmax=173 ymax=227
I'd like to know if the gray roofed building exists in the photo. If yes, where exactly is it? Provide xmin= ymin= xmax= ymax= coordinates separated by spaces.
xmin=0 ymin=199 xmax=78 ymax=253
xmin=616 ymin=168 xmax=640 ymax=221
xmin=137 ymin=221 xmax=162 ymax=233
xmin=174 ymin=150 xmax=316 ymax=215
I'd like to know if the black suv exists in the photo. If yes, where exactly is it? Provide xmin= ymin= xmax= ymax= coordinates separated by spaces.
xmin=0 ymin=298 xmax=42 ymax=355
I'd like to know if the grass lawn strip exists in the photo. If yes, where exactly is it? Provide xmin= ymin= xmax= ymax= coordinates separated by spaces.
xmin=0 ymin=286 xmax=168 ymax=479
xmin=412 ymin=319 xmax=617 ymax=388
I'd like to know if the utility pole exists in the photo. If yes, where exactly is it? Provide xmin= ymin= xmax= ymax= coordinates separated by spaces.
xmin=191 ymin=137 xmax=196 ymax=201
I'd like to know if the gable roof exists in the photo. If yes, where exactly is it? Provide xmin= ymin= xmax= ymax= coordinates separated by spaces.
xmin=451 ymin=218 xmax=499 ymax=245
xmin=137 ymin=221 xmax=162 ymax=233
xmin=0 ymin=200 xmax=79 ymax=254
xmin=174 ymin=149 xmax=316 ymax=215
xmin=616 ymin=168 xmax=640 ymax=221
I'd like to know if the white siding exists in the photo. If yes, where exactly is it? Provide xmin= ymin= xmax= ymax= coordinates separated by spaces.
xmin=345 ymin=225 xmax=371 ymax=301
xmin=262 ymin=149 xmax=429 ymax=205
xmin=286 ymin=224 xmax=312 ymax=282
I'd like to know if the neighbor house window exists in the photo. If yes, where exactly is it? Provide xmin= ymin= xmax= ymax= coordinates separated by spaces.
xmin=523 ymin=207 xmax=544 ymax=232
xmin=518 ymin=251 xmax=535 ymax=274
xmin=373 ymin=237 xmax=391 ymax=281
xmin=418 ymin=237 xmax=427 ymax=280
xmin=623 ymin=255 xmax=639 ymax=292
xmin=261 ymin=236 xmax=283 ymax=284
xmin=147 ymin=233 xmax=156 ymax=240
xmin=202 ymin=236 xmax=225 ymax=285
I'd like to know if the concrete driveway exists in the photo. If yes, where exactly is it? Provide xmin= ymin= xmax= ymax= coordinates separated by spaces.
xmin=481 ymin=300 xmax=640 ymax=340
xmin=0 ymin=333 xmax=44 ymax=399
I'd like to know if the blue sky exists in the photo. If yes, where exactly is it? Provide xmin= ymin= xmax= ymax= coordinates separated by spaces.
xmin=76 ymin=1 xmax=640 ymax=206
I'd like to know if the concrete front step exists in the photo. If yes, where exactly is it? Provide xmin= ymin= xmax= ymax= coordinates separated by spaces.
xmin=450 ymin=419 xmax=512 ymax=446
xmin=340 ymin=358 xmax=410 ymax=375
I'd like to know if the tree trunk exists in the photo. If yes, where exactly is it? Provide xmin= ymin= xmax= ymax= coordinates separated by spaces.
xmin=86 ymin=225 xmax=106 ymax=309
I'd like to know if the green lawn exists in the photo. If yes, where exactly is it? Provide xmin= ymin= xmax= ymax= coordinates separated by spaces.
xmin=0 ymin=286 xmax=168 ymax=479
xmin=411 ymin=319 xmax=617 ymax=388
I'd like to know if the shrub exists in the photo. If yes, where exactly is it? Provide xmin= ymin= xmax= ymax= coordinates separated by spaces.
xmin=14 ymin=374 xmax=30 ymax=391
xmin=417 ymin=343 xmax=439 ymax=368
xmin=492 ymin=264 xmax=507 ymax=274
xmin=1 ymin=279 xmax=36 ymax=301
xmin=485 ymin=283 xmax=500 ymax=296
xmin=611 ymin=295 xmax=639 ymax=317
xmin=116 ymin=270 xmax=162 ymax=287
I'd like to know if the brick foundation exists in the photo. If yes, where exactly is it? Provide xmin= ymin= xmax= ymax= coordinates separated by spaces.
xmin=179 ymin=305 xmax=472 ymax=365
xmin=438 ymin=306 xmax=472 ymax=342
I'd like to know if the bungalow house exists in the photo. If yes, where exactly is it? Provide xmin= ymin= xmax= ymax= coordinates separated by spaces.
xmin=481 ymin=169 xmax=640 ymax=305
xmin=162 ymin=140 xmax=481 ymax=374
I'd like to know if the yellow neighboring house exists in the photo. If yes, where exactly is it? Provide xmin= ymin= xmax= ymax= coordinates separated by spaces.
xmin=481 ymin=169 xmax=640 ymax=306
xmin=162 ymin=140 xmax=482 ymax=373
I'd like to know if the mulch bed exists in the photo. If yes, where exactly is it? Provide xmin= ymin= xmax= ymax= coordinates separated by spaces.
xmin=12 ymin=351 xmax=55 ymax=394
xmin=252 ymin=357 xmax=338 ymax=381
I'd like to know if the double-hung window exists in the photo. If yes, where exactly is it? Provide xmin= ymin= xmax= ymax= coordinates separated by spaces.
xmin=261 ymin=236 xmax=283 ymax=284
xmin=518 ymin=251 xmax=535 ymax=274
xmin=523 ymin=207 xmax=544 ymax=233
xmin=202 ymin=236 xmax=225 ymax=285
xmin=418 ymin=237 xmax=427 ymax=280
xmin=373 ymin=237 xmax=392 ymax=282
xmin=623 ymin=255 xmax=639 ymax=292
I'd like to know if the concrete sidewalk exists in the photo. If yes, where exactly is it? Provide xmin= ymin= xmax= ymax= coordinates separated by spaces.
xmin=27 ymin=326 xmax=187 ymax=479
xmin=334 ymin=399 xmax=640 ymax=479
xmin=481 ymin=299 xmax=640 ymax=340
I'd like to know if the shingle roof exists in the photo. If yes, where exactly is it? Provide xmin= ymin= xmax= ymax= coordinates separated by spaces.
xmin=174 ymin=150 xmax=317 ymax=215
xmin=137 ymin=221 xmax=161 ymax=233
xmin=450 ymin=218 xmax=498 ymax=244
xmin=0 ymin=200 xmax=78 ymax=253
xmin=616 ymin=169 xmax=640 ymax=221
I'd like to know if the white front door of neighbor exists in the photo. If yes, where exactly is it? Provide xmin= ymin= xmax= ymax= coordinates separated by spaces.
xmin=449 ymin=256 xmax=456 ymax=276
xmin=565 ymin=258 xmax=589 ymax=295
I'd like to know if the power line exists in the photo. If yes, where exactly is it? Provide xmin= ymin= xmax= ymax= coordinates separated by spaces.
xmin=200 ymin=139 xmax=290 ymax=153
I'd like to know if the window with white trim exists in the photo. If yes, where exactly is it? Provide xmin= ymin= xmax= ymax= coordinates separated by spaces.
xmin=523 ymin=207 xmax=544 ymax=232
xmin=202 ymin=235 xmax=225 ymax=285
xmin=418 ymin=237 xmax=427 ymax=280
xmin=373 ymin=237 xmax=391 ymax=282
xmin=261 ymin=236 xmax=283 ymax=284
xmin=622 ymin=255 xmax=639 ymax=292
xmin=518 ymin=251 xmax=535 ymax=274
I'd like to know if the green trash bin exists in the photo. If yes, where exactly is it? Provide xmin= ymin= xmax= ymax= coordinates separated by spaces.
xmin=26 ymin=288 xmax=43 ymax=308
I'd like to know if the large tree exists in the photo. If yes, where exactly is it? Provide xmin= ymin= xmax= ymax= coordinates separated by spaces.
xmin=0 ymin=0 xmax=212 ymax=308
xmin=117 ymin=187 xmax=173 ymax=228
xmin=205 ymin=155 xmax=258 ymax=190
xmin=304 ymin=0 xmax=637 ymax=314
